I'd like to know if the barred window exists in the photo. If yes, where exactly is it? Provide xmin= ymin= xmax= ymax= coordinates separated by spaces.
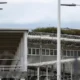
xmin=28 ymin=48 xmax=31 ymax=54
xmin=71 ymin=51 xmax=74 ymax=56
xmin=54 ymin=50 xmax=57 ymax=55
xmin=32 ymin=49 xmax=36 ymax=54
xmin=46 ymin=49 xmax=49 ymax=55
xmin=50 ymin=50 xmax=53 ymax=55
xmin=36 ymin=49 xmax=40 ymax=55
xmin=78 ymin=51 xmax=80 ymax=56
xmin=67 ymin=51 xmax=70 ymax=56
xmin=42 ymin=49 xmax=45 ymax=55
xmin=74 ymin=51 xmax=77 ymax=57
xmin=63 ymin=50 xmax=66 ymax=56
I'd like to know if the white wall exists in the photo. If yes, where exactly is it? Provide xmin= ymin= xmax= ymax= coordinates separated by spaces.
xmin=10 ymin=32 xmax=28 ymax=72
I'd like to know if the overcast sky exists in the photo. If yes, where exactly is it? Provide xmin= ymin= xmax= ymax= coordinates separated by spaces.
xmin=0 ymin=0 xmax=80 ymax=29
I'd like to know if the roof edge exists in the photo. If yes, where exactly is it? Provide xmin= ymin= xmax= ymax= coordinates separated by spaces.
xmin=0 ymin=28 xmax=28 ymax=32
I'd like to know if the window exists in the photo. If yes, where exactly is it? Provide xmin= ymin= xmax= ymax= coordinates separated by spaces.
xmin=67 ymin=51 xmax=70 ymax=56
xmin=71 ymin=51 xmax=74 ymax=56
xmin=74 ymin=51 xmax=77 ymax=57
xmin=46 ymin=49 xmax=49 ymax=55
xmin=63 ymin=50 xmax=66 ymax=56
xmin=32 ymin=49 xmax=36 ymax=54
xmin=78 ymin=51 xmax=80 ymax=56
xmin=36 ymin=49 xmax=40 ymax=55
xmin=54 ymin=50 xmax=57 ymax=55
xmin=28 ymin=48 xmax=31 ymax=54
xmin=42 ymin=49 xmax=45 ymax=55
xmin=50 ymin=50 xmax=53 ymax=55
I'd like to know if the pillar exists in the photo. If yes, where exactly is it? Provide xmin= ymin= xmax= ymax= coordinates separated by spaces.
xmin=46 ymin=66 xmax=48 ymax=80
xmin=63 ymin=63 xmax=65 ymax=80
xmin=37 ymin=67 xmax=40 ymax=80
xmin=20 ymin=78 xmax=25 ymax=80
xmin=71 ymin=63 xmax=73 ymax=80
xmin=23 ymin=31 xmax=28 ymax=71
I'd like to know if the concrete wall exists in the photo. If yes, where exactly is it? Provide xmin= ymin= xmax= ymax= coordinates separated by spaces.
xmin=28 ymin=55 xmax=57 ymax=63
xmin=11 ymin=32 xmax=28 ymax=72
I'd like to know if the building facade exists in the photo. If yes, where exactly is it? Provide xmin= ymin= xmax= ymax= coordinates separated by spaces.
xmin=28 ymin=32 xmax=80 ymax=80
xmin=0 ymin=29 xmax=80 ymax=80
xmin=0 ymin=29 xmax=28 ymax=80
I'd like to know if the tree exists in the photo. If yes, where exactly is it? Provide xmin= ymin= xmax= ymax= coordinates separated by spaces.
xmin=32 ymin=27 xmax=80 ymax=35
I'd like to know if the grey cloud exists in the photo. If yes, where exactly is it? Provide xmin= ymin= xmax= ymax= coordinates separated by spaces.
xmin=0 ymin=0 xmax=80 ymax=29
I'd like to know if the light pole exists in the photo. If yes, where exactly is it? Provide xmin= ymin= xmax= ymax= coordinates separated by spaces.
xmin=57 ymin=1 xmax=80 ymax=80
xmin=0 ymin=1 xmax=7 ymax=10
xmin=0 ymin=2 xmax=7 ymax=4
xmin=57 ymin=1 xmax=61 ymax=80
xmin=61 ymin=3 xmax=80 ymax=6
xmin=0 ymin=8 xmax=3 ymax=10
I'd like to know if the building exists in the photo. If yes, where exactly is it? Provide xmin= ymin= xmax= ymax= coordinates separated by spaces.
xmin=0 ymin=28 xmax=28 ymax=80
xmin=28 ymin=32 xmax=80 ymax=80
xmin=0 ymin=29 xmax=80 ymax=80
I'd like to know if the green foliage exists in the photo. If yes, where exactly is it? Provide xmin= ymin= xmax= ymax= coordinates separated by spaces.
xmin=32 ymin=27 xmax=57 ymax=33
xmin=32 ymin=27 xmax=80 ymax=35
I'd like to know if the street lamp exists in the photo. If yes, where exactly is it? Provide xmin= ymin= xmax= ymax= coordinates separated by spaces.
xmin=61 ymin=3 xmax=80 ymax=6
xmin=0 ymin=8 xmax=3 ymax=10
xmin=0 ymin=2 xmax=7 ymax=4
xmin=0 ymin=2 xmax=7 ymax=10
xmin=57 ymin=1 xmax=80 ymax=80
